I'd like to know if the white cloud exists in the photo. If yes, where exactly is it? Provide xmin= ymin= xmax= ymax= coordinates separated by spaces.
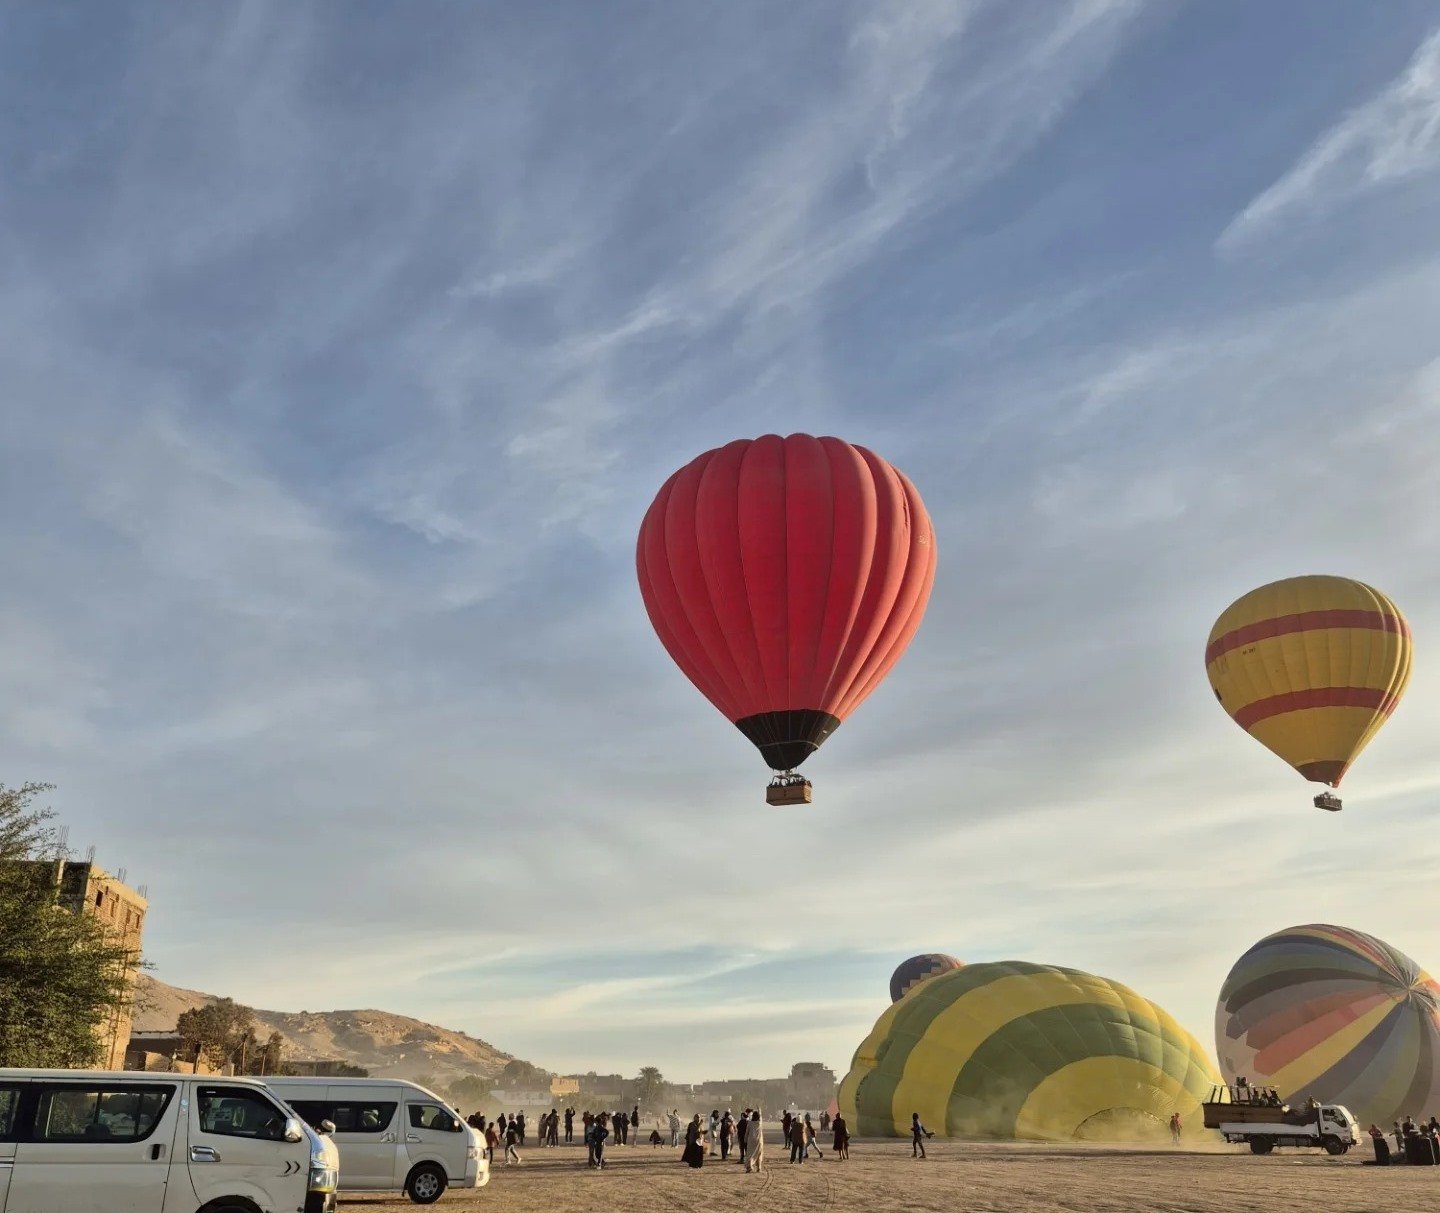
xmin=1220 ymin=27 xmax=1440 ymax=248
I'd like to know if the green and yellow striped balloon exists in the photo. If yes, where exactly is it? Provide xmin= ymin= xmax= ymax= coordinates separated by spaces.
xmin=839 ymin=961 xmax=1219 ymax=1141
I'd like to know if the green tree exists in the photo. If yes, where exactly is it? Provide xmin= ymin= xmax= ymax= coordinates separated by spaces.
xmin=0 ymin=783 xmax=139 ymax=1068
xmin=636 ymin=1067 xmax=666 ymax=1113
xmin=498 ymin=1059 xmax=549 ymax=1089
xmin=176 ymin=997 xmax=256 ymax=1068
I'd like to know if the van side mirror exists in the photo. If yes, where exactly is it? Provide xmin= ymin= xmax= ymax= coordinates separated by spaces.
xmin=283 ymin=1117 xmax=305 ymax=1144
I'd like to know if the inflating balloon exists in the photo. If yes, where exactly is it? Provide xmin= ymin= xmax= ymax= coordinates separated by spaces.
xmin=1205 ymin=575 xmax=1411 ymax=811
xmin=840 ymin=961 xmax=1218 ymax=1141
xmin=637 ymin=434 xmax=936 ymax=805
xmin=1216 ymin=924 xmax=1440 ymax=1127
xmin=890 ymin=954 xmax=963 ymax=1002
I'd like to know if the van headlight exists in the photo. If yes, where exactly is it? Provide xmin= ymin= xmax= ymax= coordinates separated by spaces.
xmin=308 ymin=1163 xmax=339 ymax=1193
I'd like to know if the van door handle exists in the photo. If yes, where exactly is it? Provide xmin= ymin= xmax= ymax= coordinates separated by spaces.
xmin=406 ymin=1134 xmax=421 ymax=1143
xmin=190 ymin=1146 xmax=221 ymax=1163
xmin=150 ymin=1144 xmax=165 ymax=1160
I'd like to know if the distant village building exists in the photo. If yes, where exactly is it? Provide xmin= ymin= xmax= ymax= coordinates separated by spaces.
xmin=28 ymin=858 xmax=148 ymax=1068
xmin=491 ymin=1088 xmax=553 ymax=1107
xmin=550 ymin=1075 xmax=580 ymax=1097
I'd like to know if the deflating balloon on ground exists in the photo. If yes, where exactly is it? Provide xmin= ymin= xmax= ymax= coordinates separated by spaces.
xmin=840 ymin=961 xmax=1219 ymax=1142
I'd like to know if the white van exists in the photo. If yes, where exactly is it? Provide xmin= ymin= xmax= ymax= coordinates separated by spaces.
xmin=0 ymin=1069 xmax=339 ymax=1213
xmin=264 ymin=1077 xmax=487 ymax=1204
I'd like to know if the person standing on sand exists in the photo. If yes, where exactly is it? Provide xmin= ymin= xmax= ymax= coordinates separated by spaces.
xmin=781 ymin=1110 xmax=793 ymax=1148
xmin=565 ymin=1107 xmax=574 ymax=1143
xmin=737 ymin=1108 xmax=750 ymax=1164
xmin=708 ymin=1110 xmax=720 ymax=1156
xmin=592 ymin=1113 xmax=610 ymax=1169
xmin=683 ymin=1114 xmax=705 ymax=1168
xmin=911 ymin=1112 xmax=933 ymax=1159
xmin=788 ymin=1116 xmax=806 ymax=1164
xmin=804 ymin=1113 xmax=824 ymax=1160
xmin=633 ymin=1105 xmax=640 ymax=1143
xmin=1168 ymin=1112 xmax=1181 ymax=1145
xmin=745 ymin=1110 xmax=765 ymax=1173
xmin=832 ymin=1111 xmax=849 ymax=1160
xmin=505 ymin=1117 xmax=522 ymax=1166
xmin=484 ymin=1120 xmax=499 ymax=1166
xmin=516 ymin=1111 xmax=527 ymax=1146
xmin=668 ymin=1109 xmax=681 ymax=1147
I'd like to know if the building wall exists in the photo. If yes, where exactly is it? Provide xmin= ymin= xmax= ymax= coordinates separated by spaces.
xmin=51 ymin=860 xmax=148 ymax=1069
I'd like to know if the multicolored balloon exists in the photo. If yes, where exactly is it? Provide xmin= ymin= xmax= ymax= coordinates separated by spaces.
xmin=637 ymin=434 xmax=936 ymax=791
xmin=841 ymin=961 xmax=1218 ymax=1140
xmin=1216 ymin=924 xmax=1440 ymax=1125
xmin=1205 ymin=575 xmax=1411 ymax=807
xmin=890 ymin=953 xmax=963 ymax=1002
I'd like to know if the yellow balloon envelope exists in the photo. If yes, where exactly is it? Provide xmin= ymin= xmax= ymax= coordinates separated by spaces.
xmin=1206 ymin=575 xmax=1411 ymax=791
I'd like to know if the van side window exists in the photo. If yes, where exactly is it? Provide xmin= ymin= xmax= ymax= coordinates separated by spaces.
xmin=285 ymin=1100 xmax=395 ymax=1133
xmin=197 ymin=1087 xmax=288 ymax=1141
xmin=34 ymin=1086 xmax=173 ymax=1142
xmin=408 ymin=1103 xmax=458 ymax=1132
xmin=334 ymin=1102 xmax=396 ymax=1133
xmin=0 ymin=1086 xmax=19 ymax=1139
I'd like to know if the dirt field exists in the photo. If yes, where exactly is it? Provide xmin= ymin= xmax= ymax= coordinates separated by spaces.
xmin=337 ymin=1133 xmax=1432 ymax=1212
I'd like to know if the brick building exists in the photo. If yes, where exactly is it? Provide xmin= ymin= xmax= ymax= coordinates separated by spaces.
xmin=47 ymin=858 xmax=148 ymax=1068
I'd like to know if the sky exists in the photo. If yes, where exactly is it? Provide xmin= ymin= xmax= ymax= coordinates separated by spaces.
xmin=3 ymin=0 xmax=1440 ymax=1085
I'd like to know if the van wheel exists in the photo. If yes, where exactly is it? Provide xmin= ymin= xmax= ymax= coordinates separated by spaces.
xmin=1322 ymin=1135 xmax=1344 ymax=1156
xmin=406 ymin=1162 xmax=448 ymax=1204
xmin=1249 ymin=1138 xmax=1274 ymax=1155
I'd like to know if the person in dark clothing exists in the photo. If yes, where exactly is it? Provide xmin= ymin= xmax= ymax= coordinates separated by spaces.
xmin=632 ymin=1106 xmax=640 ymax=1143
xmin=781 ymin=1111 xmax=793 ymax=1147
xmin=832 ymin=1113 xmax=850 ymax=1160
xmin=516 ymin=1112 xmax=526 ymax=1146
xmin=650 ymin=1127 xmax=664 ymax=1146
xmin=736 ymin=1109 xmax=750 ymax=1164
xmin=720 ymin=1111 xmax=733 ymax=1160
xmin=565 ymin=1107 xmax=574 ymax=1143
xmin=788 ymin=1116 xmax=805 ymax=1164
xmin=821 ymin=1111 xmax=830 ymax=1132
xmin=911 ymin=1112 xmax=932 ymax=1159
xmin=683 ymin=1114 xmax=705 ymax=1168
xmin=615 ymin=1110 xmax=628 ymax=1146
xmin=592 ymin=1113 xmax=610 ymax=1169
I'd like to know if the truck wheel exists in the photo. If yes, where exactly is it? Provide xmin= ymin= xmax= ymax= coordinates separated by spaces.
xmin=1249 ymin=1138 xmax=1274 ymax=1155
xmin=1321 ymin=1135 xmax=1344 ymax=1156
xmin=406 ymin=1162 xmax=448 ymax=1204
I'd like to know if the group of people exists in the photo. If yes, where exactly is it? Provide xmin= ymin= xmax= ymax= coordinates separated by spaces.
xmin=1369 ymin=1115 xmax=1440 ymax=1165
xmin=463 ymin=1105 xmax=869 ymax=1172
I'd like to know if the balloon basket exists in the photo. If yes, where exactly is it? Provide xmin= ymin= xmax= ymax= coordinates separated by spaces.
xmin=766 ymin=775 xmax=813 ymax=807
xmin=1313 ymin=791 xmax=1342 ymax=812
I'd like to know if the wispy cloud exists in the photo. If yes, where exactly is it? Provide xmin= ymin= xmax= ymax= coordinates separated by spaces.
xmin=1219 ymin=26 xmax=1440 ymax=249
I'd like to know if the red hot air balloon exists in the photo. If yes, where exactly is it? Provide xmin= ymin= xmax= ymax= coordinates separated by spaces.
xmin=636 ymin=434 xmax=936 ymax=804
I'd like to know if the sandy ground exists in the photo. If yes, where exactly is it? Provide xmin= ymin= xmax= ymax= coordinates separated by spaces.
xmin=336 ymin=1132 xmax=1434 ymax=1212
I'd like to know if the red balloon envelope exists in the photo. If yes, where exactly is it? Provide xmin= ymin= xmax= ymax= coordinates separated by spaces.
xmin=636 ymin=434 xmax=936 ymax=785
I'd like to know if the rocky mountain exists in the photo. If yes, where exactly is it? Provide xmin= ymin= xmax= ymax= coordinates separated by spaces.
xmin=134 ymin=974 xmax=514 ymax=1085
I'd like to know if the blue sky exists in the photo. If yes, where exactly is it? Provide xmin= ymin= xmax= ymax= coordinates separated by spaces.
xmin=5 ymin=0 xmax=1440 ymax=1083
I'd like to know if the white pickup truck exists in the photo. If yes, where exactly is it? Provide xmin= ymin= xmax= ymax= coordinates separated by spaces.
xmin=1202 ymin=1084 xmax=1359 ymax=1155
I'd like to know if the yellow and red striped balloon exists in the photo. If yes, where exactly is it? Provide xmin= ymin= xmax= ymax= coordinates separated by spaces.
xmin=1205 ymin=575 xmax=1411 ymax=790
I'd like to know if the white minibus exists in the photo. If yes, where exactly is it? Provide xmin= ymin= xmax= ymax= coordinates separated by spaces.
xmin=264 ymin=1076 xmax=487 ymax=1204
xmin=0 ymin=1069 xmax=339 ymax=1213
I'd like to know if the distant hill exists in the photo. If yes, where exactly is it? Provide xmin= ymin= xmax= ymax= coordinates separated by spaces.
xmin=134 ymin=974 xmax=514 ymax=1085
